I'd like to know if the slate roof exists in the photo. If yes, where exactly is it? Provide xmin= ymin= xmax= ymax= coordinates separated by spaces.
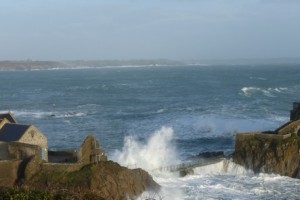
xmin=0 ymin=113 xmax=18 ymax=123
xmin=0 ymin=123 xmax=30 ymax=142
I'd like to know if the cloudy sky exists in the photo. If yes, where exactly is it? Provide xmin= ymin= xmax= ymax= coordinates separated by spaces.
xmin=0 ymin=0 xmax=300 ymax=60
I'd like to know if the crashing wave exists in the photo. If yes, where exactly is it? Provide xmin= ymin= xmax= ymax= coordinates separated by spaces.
xmin=112 ymin=126 xmax=179 ymax=171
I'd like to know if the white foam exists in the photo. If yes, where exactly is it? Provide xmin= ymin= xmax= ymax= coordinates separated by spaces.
xmin=2 ymin=110 xmax=52 ymax=119
xmin=156 ymin=108 xmax=166 ymax=113
xmin=193 ymin=160 xmax=253 ymax=176
xmin=249 ymin=76 xmax=267 ymax=81
xmin=0 ymin=110 xmax=86 ymax=120
xmin=155 ymin=162 xmax=300 ymax=199
xmin=53 ymin=112 xmax=86 ymax=118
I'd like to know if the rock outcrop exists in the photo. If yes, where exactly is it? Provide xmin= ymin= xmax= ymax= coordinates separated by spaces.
xmin=233 ymin=133 xmax=300 ymax=178
xmin=26 ymin=161 xmax=160 ymax=199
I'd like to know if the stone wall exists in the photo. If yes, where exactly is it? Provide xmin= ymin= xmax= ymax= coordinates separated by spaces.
xmin=236 ymin=132 xmax=292 ymax=140
xmin=8 ymin=142 xmax=41 ymax=160
xmin=277 ymin=119 xmax=300 ymax=136
xmin=0 ymin=160 xmax=22 ymax=187
xmin=0 ymin=142 xmax=9 ymax=160
xmin=41 ymin=163 xmax=83 ymax=173
xmin=24 ymin=155 xmax=42 ymax=181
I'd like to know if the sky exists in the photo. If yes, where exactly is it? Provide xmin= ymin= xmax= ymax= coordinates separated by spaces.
xmin=0 ymin=0 xmax=300 ymax=61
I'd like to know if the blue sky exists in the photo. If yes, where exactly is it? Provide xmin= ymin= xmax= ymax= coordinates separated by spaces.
xmin=0 ymin=0 xmax=300 ymax=60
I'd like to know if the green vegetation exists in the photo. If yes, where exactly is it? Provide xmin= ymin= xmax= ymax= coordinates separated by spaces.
xmin=29 ymin=164 xmax=93 ymax=188
xmin=0 ymin=187 xmax=104 ymax=200
xmin=45 ymin=165 xmax=93 ymax=188
xmin=0 ymin=188 xmax=71 ymax=200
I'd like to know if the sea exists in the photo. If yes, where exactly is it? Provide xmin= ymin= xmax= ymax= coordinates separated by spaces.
xmin=1 ymin=64 xmax=300 ymax=199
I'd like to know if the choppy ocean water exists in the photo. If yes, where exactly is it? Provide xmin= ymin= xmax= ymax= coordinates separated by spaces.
xmin=1 ymin=64 xmax=300 ymax=199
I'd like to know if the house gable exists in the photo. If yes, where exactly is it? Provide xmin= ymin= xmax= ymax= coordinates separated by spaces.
xmin=0 ymin=118 xmax=10 ymax=129
xmin=19 ymin=125 xmax=48 ymax=149
xmin=0 ymin=112 xmax=18 ymax=124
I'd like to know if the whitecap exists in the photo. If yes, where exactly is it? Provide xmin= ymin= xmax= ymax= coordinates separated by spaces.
xmin=240 ymin=87 xmax=262 ymax=97
xmin=2 ymin=110 xmax=52 ymax=119
xmin=240 ymin=86 xmax=288 ymax=97
xmin=52 ymin=112 xmax=86 ymax=118
xmin=249 ymin=76 xmax=267 ymax=81
xmin=156 ymin=109 xmax=166 ymax=113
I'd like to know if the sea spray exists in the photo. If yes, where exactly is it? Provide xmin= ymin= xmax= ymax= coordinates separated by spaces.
xmin=112 ymin=126 xmax=186 ymax=199
xmin=112 ymin=126 xmax=179 ymax=171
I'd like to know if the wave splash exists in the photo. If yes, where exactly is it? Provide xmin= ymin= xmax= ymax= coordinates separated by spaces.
xmin=112 ymin=126 xmax=179 ymax=171
xmin=193 ymin=159 xmax=253 ymax=176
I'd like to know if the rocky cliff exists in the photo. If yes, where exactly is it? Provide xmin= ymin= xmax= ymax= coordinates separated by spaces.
xmin=233 ymin=133 xmax=300 ymax=178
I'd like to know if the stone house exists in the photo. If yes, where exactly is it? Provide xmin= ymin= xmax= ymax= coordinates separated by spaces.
xmin=0 ymin=113 xmax=48 ymax=161
xmin=0 ymin=112 xmax=107 ymax=166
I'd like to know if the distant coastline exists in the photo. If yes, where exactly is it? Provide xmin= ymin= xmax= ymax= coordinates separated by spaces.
xmin=0 ymin=59 xmax=184 ymax=71
xmin=1 ymin=58 xmax=300 ymax=71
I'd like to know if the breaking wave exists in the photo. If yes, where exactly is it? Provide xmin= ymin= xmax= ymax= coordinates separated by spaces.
xmin=240 ymin=86 xmax=288 ymax=97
